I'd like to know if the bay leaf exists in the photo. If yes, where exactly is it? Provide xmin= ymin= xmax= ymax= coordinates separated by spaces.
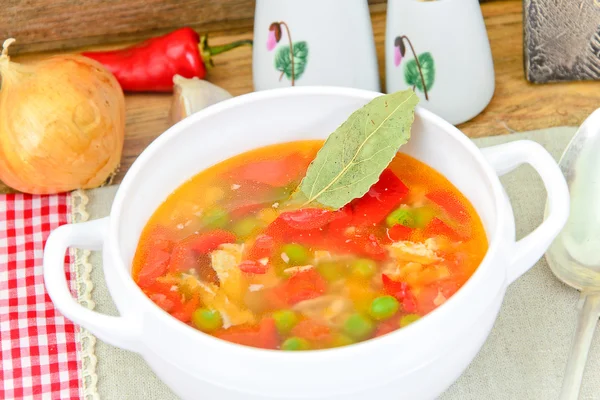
xmin=296 ymin=90 xmax=419 ymax=209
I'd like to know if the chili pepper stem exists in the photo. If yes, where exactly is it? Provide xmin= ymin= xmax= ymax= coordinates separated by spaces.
xmin=208 ymin=39 xmax=253 ymax=56
xmin=199 ymin=35 xmax=253 ymax=70
xmin=400 ymin=35 xmax=428 ymax=101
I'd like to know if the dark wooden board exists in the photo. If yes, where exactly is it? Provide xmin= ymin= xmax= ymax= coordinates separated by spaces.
xmin=1 ymin=0 xmax=385 ymax=55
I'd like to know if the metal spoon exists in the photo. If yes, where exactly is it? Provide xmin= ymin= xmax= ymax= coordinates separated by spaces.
xmin=545 ymin=108 xmax=600 ymax=400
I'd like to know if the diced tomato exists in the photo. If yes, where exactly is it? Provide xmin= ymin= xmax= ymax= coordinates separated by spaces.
xmin=279 ymin=208 xmax=335 ymax=230
xmin=424 ymin=218 xmax=463 ymax=241
xmin=291 ymin=319 xmax=332 ymax=342
xmin=238 ymin=260 xmax=269 ymax=274
xmin=426 ymin=190 xmax=469 ymax=223
xmin=270 ymin=269 xmax=327 ymax=305
xmin=231 ymin=153 xmax=310 ymax=187
xmin=387 ymin=224 xmax=413 ymax=242
xmin=382 ymin=274 xmax=409 ymax=301
xmin=136 ymin=226 xmax=174 ymax=289
xmin=215 ymin=318 xmax=279 ymax=349
xmin=168 ymin=230 xmax=236 ymax=273
xmin=374 ymin=319 xmax=399 ymax=337
xmin=247 ymin=234 xmax=275 ymax=260
xmin=350 ymin=169 xmax=409 ymax=226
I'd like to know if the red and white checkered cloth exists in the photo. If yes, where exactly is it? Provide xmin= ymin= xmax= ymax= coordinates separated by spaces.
xmin=0 ymin=193 xmax=82 ymax=400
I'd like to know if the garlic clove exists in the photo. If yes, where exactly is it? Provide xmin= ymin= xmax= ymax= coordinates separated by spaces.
xmin=169 ymin=75 xmax=232 ymax=124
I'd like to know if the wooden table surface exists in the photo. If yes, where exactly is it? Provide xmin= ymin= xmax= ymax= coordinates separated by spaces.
xmin=3 ymin=0 xmax=600 ymax=192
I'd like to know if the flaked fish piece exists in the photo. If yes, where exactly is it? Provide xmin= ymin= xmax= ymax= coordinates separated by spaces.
xmin=211 ymin=243 xmax=246 ymax=303
xmin=388 ymin=241 xmax=441 ymax=265
xmin=293 ymin=295 xmax=353 ymax=328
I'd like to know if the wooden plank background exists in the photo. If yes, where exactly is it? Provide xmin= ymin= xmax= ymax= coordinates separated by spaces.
xmin=2 ymin=0 xmax=386 ymax=54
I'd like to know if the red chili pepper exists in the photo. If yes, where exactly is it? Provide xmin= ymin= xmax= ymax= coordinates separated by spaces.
xmin=82 ymin=27 xmax=252 ymax=92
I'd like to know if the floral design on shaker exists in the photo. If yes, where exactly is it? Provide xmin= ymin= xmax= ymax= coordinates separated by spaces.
xmin=394 ymin=35 xmax=435 ymax=100
xmin=267 ymin=22 xmax=309 ymax=86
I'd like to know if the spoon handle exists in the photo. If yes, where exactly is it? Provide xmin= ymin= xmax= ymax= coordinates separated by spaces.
xmin=559 ymin=292 xmax=600 ymax=400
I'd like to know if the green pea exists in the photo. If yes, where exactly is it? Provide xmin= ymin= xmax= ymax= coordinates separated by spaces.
xmin=343 ymin=313 xmax=374 ymax=340
xmin=369 ymin=296 xmax=400 ymax=321
xmin=330 ymin=334 xmax=355 ymax=348
xmin=192 ymin=308 xmax=223 ymax=332
xmin=386 ymin=208 xmax=416 ymax=228
xmin=399 ymin=314 xmax=421 ymax=328
xmin=281 ymin=337 xmax=311 ymax=351
xmin=232 ymin=217 xmax=261 ymax=239
xmin=317 ymin=261 xmax=346 ymax=282
xmin=201 ymin=207 xmax=229 ymax=229
xmin=272 ymin=310 xmax=299 ymax=334
xmin=281 ymin=243 xmax=309 ymax=266
xmin=413 ymin=207 xmax=435 ymax=228
xmin=350 ymin=258 xmax=377 ymax=279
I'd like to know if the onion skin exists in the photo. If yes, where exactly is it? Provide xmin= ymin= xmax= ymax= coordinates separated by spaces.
xmin=0 ymin=44 xmax=125 ymax=194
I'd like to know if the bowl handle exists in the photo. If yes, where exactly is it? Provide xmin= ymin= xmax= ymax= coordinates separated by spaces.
xmin=43 ymin=217 xmax=141 ymax=351
xmin=481 ymin=140 xmax=570 ymax=285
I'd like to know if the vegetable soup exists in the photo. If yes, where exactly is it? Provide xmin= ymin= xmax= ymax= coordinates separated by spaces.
xmin=132 ymin=141 xmax=487 ymax=350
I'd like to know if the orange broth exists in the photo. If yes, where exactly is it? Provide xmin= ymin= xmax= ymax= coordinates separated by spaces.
xmin=132 ymin=140 xmax=487 ymax=350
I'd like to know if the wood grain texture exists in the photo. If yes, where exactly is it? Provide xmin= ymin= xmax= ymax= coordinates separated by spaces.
xmin=1 ymin=0 xmax=386 ymax=55
xmin=2 ymin=0 xmax=600 ymax=194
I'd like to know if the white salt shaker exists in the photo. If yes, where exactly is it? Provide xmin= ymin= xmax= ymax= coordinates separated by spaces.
xmin=253 ymin=0 xmax=380 ymax=91
xmin=385 ymin=0 xmax=495 ymax=125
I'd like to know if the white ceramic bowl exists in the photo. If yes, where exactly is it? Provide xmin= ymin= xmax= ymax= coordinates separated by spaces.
xmin=44 ymin=87 xmax=569 ymax=400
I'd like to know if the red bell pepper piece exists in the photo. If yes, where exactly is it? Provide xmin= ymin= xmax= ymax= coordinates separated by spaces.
xmin=135 ymin=226 xmax=174 ymax=289
xmin=82 ymin=28 xmax=252 ymax=92
xmin=424 ymin=218 xmax=463 ymax=241
xmin=270 ymin=269 xmax=327 ymax=305
xmin=215 ymin=318 xmax=279 ymax=349
xmin=231 ymin=153 xmax=311 ymax=187
xmin=238 ymin=260 xmax=269 ymax=274
xmin=327 ymin=204 xmax=354 ymax=234
xmin=279 ymin=208 xmax=336 ymax=230
xmin=382 ymin=275 xmax=418 ymax=313
xmin=350 ymin=169 xmax=409 ymax=226
xmin=246 ymin=234 xmax=275 ymax=260
xmin=374 ymin=319 xmax=399 ymax=337
xmin=145 ymin=281 xmax=198 ymax=323
xmin=387 ymin=224 xmax=413 ymax=242
xmin=426 ymin=190 xmax=469 ymax=223
xmin=265 ymin=217 xmax=325 ymax=248
xmin=327 ymin=230 xmax=387 ymax=261
xmin=291 ymin=319 xmax=332 ymax=342
xmin=382 ymin=274 xmax=409 ymax=301
xmin=168 ymin=230 xmax=236 ymax=273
